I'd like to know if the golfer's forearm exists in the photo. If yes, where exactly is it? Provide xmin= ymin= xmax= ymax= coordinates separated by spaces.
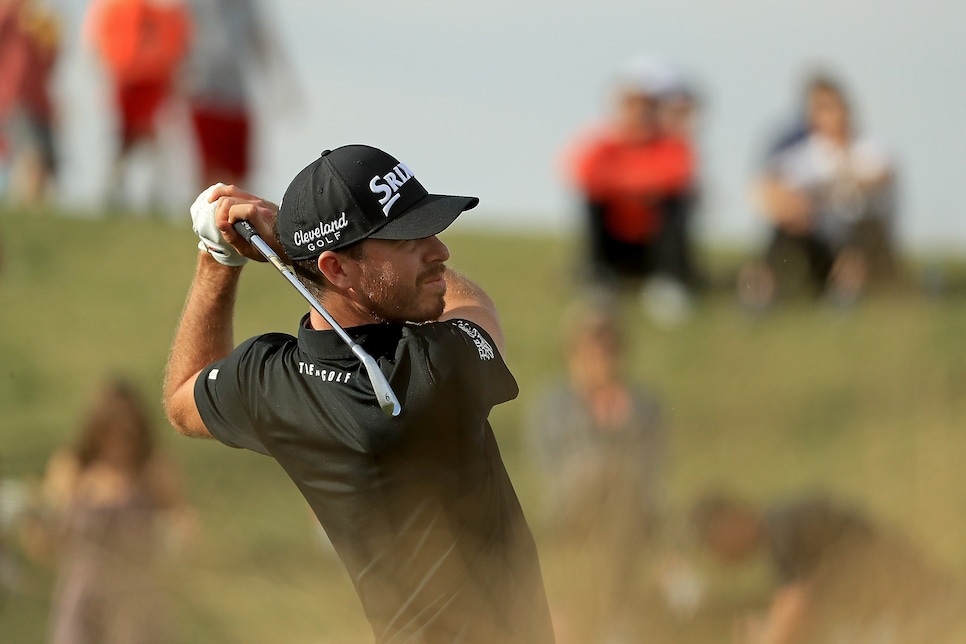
xmin=440 ymin=268 xmax=506 ymax=356
xmin=163 ymin=253 xmax=242 ymax=437
xmin=442 ymin=269 xmax=495 ymax=314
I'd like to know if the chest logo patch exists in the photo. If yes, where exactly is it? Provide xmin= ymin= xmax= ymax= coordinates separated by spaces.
xmin=454 ymin=320 xmax=495 ymax=361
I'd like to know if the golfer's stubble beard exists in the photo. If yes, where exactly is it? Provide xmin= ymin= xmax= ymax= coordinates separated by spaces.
xmin=357 ymin=261 xmax=447 ymax=324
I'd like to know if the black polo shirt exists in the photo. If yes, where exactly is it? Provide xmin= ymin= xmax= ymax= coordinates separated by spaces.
xmin=194 ymin=316 xmax=554 ymax=643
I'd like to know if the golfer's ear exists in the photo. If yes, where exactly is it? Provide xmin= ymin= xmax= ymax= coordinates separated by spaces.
xmin=318 ymin=251 xmax=352 ymax=289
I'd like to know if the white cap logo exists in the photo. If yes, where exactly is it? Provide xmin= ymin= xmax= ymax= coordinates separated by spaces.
xmin=368 ymin=162 xmax=415 ymax=216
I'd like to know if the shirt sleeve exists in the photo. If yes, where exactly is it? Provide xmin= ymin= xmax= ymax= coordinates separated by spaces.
xmin=414 ymin=319 xmax=519 ymax=412
xmin=193 ymin=335 xmax=281 ymax=456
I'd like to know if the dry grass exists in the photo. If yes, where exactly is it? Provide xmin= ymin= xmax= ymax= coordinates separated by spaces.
xmin=1 ymin=208 xmax=965 ymax=642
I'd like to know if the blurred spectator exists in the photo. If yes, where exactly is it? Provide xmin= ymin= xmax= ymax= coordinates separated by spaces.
xmin=183 ymin=0 xmax=296 ymax=190
xmin=562 ymin=55 xmax=699 ymax=325
xmin=0 ymin=0 xmax=61 ymax=205
xmin=739 ymin=72 xmax=899 ymax=309
xmin=28 ymin=378 xmax=191 ymax=644
xmin=691 ymin=492 xmax=961 ymax=644
xmin=527 ymin=298 xmax=668 ymax=641
xmin=83 ymin=0 xmax=191 ymax=212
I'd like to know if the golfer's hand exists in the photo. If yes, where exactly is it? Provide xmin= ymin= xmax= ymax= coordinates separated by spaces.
xmin=191 ymin=184 xmax=248 ymax=266
xmin=192 ymin=184 xmax=286 ymax=264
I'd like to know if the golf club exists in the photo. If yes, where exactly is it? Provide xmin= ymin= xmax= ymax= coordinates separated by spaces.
xmin=232 ymin=219 xmax=402 ymax=417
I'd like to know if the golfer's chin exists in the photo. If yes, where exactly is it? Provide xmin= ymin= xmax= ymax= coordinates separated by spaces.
xmin=384 ymin=297 xmax=445 ymax=325
xmin=413 ymin=298 xmax=446 ymax=324
xmin=419 ymin=293 xmax=447 ymax=323
xmin=414 ymin=283 xmax=447 ymax=321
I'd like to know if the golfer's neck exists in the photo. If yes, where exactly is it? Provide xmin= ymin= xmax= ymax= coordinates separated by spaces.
xmin=307 ymin=297 xmax=382 ymax=331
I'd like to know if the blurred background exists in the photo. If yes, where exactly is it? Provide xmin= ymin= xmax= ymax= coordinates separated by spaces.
xmin=1 ymin=0 xmax=965 ymax=642
xmin=12 ymin=0 xmax=966 ymax=250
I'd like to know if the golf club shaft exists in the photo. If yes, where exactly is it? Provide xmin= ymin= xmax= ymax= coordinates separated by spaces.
xmin=232 ymin=220 xmax=401 ymax=416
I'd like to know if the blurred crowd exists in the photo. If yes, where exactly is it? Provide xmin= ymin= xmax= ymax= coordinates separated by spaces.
xmin=0 ymin=4 xmax=959 ymax=643
xmin=0 ymin=2 xmax=904 ymax=310
xmin=0 ymin=0 xmax=295 ymax=212
xmin=561 ymin=56 xmax=901 ymax=322
xmin=522 ymin=295 xmax=962 ymax=643
xmin=534 ymin=54 xmax=952 ymax=643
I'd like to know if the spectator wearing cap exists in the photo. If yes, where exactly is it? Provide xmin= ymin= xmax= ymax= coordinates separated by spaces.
xmin=562 ymin=56 xmax=699 ymax=323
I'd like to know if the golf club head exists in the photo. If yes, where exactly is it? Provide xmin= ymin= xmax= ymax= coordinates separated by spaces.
xmin=359 ymin=352 xmax=402 ymax=417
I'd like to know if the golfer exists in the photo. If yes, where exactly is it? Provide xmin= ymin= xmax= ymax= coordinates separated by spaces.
xmin=163 ymin=145 xmax=555 ymax=643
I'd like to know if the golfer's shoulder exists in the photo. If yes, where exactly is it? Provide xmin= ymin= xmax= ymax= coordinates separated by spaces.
xmin=403 ymin=319 xmax=500 ymax=361
xmin=232 ymin=332 xmax=298 ymax=361
xmin=398 ymin=320 xmax=517 ymax=401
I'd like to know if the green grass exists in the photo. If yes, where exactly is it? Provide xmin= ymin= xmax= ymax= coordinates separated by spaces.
xmin=1 ymin=208 xmax=965 ymax=642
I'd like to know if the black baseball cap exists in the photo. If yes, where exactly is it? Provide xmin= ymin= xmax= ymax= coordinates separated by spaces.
xmin=278 ymin=145 xmax=479 ymax=260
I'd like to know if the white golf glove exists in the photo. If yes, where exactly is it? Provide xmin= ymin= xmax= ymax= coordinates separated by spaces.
xmin=190 ymin=183 xmax=248 ymax=267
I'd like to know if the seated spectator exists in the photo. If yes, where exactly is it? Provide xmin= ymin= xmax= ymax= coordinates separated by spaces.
xmin=527 ymin=298 xmax=668 ymax=641
xmin=562 ymin=56 xmax=699 ymax=323
xmin=690 ymin=492 xmax=961 ymax=644
xmin=739 ymin=72 xmax=898 ymax=309
xmin=29 ymin=377 xmax=192 ymax=644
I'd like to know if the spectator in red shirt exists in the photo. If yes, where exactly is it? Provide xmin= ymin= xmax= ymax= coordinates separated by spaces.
xmin=563 ymin=56 xmax=699 ymax=323
xmin=0 ymin=0 xmax=60 ymax=205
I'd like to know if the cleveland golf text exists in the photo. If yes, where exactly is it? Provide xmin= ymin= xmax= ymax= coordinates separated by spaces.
xmin=292 ymin=212 xmax=348 ymax=249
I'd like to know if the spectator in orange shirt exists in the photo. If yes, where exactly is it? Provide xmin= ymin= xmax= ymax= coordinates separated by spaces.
xmin=84 ymin=0 xmax=191 ymax=212
xmin=563 ymin=56 xmax=699 ymax=322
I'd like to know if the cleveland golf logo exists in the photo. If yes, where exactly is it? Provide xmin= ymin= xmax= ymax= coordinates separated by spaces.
xmin=369 ymin=162 xmax=415 ymax=216
xmin=293 ymin=212 xmax=349 ymax=251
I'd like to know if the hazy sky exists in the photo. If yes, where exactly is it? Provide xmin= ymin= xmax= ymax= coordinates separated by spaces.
xmin=53 ymin=0 xmax=964 ymax=250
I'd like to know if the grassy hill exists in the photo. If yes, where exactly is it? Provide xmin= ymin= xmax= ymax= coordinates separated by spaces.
xmin=1 ymin=207 xmax=965 ymax=642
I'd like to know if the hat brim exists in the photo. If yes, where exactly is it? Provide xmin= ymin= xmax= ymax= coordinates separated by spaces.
xmin=368 ymin=194 xmax=478 ymax=242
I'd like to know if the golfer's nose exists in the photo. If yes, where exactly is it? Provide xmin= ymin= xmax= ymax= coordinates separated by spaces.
xmin=422 ymin=235 xmax=450 ymax=263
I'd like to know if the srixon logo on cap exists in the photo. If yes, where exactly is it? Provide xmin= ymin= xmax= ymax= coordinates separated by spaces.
xmin=369 ymin=162 xmax=415 ymax=216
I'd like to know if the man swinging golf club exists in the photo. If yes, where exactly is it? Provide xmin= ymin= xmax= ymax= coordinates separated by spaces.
xmin=163 ymin=144 xmax=555 ymax=643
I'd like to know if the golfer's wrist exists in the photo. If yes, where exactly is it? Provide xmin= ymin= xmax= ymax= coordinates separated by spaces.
xmin=197 ymin=251 xmax=245 ymax=285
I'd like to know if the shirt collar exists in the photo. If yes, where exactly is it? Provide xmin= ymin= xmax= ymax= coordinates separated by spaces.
xmin=296 ymin=313 xmax=406 ymax=359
